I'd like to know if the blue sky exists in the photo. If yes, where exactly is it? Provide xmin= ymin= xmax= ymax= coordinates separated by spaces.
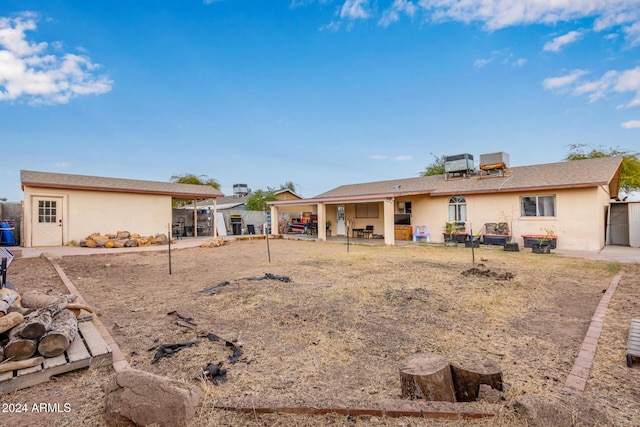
xmin=1 ymin=0 xmax=639 ymax=202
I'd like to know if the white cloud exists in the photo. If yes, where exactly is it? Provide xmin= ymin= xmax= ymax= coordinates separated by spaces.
xmin=53 ymin=162 xmax=70 ymax=168
xmin=542 ymin=69 xmax=588 ymax=91
xmin=394 ymin=155 xmax=414 ymax=160
xmin=543 ymin=30 xmax=585 ymax=52
xmin=418 ymin=0 xmax=640 ymax=36
xmin=615 ymin=66 xmax=640 ymax=107
xmin=512 ymin=58 xmax=527 ymax=67
xmin=379 ymin=0 xmax=417 ymax=28
xmin=371 ymin=154 xmax=387 ymax=159
xmin=474 ymin=50 xmax=525 ymax=69
xmin=340 ymin=0 xmax=371 ymax=20
xmin=544 ymin=66 xmax=640 ymax=108
xmin=0 ymin=14 xmax=112 ymax=104
xmin=474 ymin=57 xmax=492 ymax=68
xmin=621 ymin=120 xmax=640 ymax=128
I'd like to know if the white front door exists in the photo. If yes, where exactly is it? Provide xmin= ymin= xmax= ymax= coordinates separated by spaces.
xmin=336 ymin=205 xmax=346 ymax=235
xmin=32 ymin=197 xmax=63 ymax=246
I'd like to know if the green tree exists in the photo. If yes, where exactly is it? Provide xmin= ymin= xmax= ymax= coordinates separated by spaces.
xmin=280 ymin=181 xmax=297 ymax=192
xmin=245 ymin=190 xmax=278 ymax=211
xmin=565 ymin=144 xmax=640 ymax=194
xmin=421 ymin=154 xmax=446 ymax=176
xmin=170 ymin=173 xmax=220 ymax=189
xmin=170 ymin=173 xmax=220 ymax=207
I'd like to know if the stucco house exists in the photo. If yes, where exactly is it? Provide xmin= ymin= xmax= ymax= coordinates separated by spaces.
xmin=269 ymin=156 xmax=624 ymax=251
xmin=21 ymin=170 xmax=222 ymax=247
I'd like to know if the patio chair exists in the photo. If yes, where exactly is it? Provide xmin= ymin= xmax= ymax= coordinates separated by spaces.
xmin=362 ymin=225 xmax=374 ymax=239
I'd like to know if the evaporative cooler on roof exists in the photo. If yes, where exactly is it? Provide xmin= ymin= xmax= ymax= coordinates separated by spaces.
xmin=479 ymin=152 xmax=509 ymax=177
xmin=444 ymin=153 xmax=474 ymax=180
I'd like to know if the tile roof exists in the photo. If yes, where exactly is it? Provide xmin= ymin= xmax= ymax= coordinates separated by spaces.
xmin=20 ymin=170 xmax=223 ymax=199
xmin=311 ymin=156 xmax=623 ymax=200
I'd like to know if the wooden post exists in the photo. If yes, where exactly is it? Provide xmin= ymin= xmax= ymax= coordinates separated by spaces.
xmin=399 ymin=354 xmax=456 ymax=402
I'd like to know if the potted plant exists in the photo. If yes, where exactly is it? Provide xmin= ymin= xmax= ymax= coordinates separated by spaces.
xmin=465 ymin=231 xmax=481 ymax=248
xmin=443 ymin=222 xmax=457 ymax=246
xmin=532 ymin=228 xmax=555 ymax=254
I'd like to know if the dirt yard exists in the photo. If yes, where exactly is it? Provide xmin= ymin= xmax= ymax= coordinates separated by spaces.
xmin=2 ymin=239 xmax=640 ymax=426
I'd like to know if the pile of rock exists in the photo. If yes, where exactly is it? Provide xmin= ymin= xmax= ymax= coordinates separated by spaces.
xmin=80 ymin=231 xmax=169 ymax=249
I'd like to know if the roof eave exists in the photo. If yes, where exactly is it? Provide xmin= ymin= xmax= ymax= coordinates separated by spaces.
xmin=22 ymin=182 xmax=221 ymax=199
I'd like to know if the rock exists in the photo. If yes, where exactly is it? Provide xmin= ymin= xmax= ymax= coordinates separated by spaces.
xmin=85 ymin=238 xmax=97 ymax=248
xmin=104 ymin=239 xmax=115 ymax=249
xmin=104 ymin=368 xmax=202 ymax=427
xmin=116 ymin=231 xmax=130 ymax=239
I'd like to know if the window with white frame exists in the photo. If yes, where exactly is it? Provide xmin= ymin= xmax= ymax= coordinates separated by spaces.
xmin=521 ymin=195 xmax=556 ymax=217
xmin=448 ymin=196 xmax=466 ymax=221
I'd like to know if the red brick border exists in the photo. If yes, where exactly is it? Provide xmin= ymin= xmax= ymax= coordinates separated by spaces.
xmin=565 ymin=274 xmax=621 ymax=392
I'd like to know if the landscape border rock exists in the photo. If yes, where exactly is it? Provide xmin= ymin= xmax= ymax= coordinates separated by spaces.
xmin=104 ymin=368 xmax=203 ymax=427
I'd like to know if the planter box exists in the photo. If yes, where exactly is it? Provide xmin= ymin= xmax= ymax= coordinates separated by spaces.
xmin=522 ymin=235 xmax=557 ymax=249
xmin=464 ymin=240 xmax=479 ymax=248
xmin=443 ymin=233 xmax=467 ymax=243
xmin=504 ymin=243 xmax=519 ymax=252
xmin=532 ymin=244 xmax=551 ymax=254
xmin=482 ymin=234 xmax=509 ymax=246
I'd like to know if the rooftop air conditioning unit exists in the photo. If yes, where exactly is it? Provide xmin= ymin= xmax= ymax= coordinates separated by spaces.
xmin=232 ymin=183 xmax=249 ymax=196
xmin=444 ymin=153 xmax=474 ymax=173
xmin=479 ymin=152 xmax=509 ymax=170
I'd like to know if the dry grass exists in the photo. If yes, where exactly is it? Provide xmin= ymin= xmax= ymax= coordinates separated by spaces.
xmin=2 ymin=240 xmax=640 ymax=426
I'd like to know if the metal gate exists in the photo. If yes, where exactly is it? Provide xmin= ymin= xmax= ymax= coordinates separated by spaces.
xmin=608 ymin=203 xmax=629 ymax=246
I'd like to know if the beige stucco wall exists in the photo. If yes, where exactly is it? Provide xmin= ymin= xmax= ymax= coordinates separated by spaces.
xmin=23 ymin=186 xmax=172 ymax=247
xmin=400 ymin=187 xmax=609 ymax=251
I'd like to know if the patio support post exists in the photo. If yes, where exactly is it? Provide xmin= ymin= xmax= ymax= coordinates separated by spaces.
xmin=213 ymin=198 xmax=218 ymax=238
xmin=384 ymin=197 xmax=395 ymax=245
xmin=193 ymin=199 xmax=198 ymax=237
xmin=317 ymin=203 xmax=326 ymax=242
xmin=270 ymin=205 xmax=278 ymax=235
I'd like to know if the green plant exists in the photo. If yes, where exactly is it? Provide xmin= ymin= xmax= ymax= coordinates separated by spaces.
xmin=326 ymin=220 xmax=332 ymax=228
xmin=537 ymin=227 xmax=555 ymax=246
xmin=606 ymin=262 xmax=621 ymax=273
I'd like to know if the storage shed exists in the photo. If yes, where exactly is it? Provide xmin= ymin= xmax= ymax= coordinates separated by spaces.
xmin=21 ymin=170 xmax=222 ymax=247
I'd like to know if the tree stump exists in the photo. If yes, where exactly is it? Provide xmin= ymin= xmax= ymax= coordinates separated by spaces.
xmin=399 ymin=353 xmax=456 ymax=402
xmin=449 ymin=352 xmax=503 ymax=402
xmin=37 ymin=309 xmax=78 ymax=357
